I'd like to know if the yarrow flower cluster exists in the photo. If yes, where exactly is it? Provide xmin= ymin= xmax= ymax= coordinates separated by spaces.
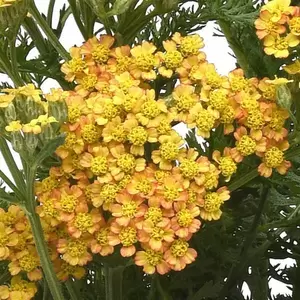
xmin=0 ymin=31 xmax=292 ymax=294
xmin=255 ymin=0 xmax=300 ymax=58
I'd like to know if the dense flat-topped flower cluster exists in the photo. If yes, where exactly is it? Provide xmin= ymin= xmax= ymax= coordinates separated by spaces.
xmin=0 ymin=31 xmax=292 ymax=297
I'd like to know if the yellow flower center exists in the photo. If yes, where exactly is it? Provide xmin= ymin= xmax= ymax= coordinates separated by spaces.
xmin=67 ymin=240 xmax=86 ymax=257
xmin=96 ymin=228 xmax=110 ymax=245
xmin=164 ymin=50 xmax=183 ymax=69
xmin=150 ymin=227 xmax=165 ymax=241
xmin=289 ymin=17 xmax=300 ymax=35
xmin=241 ymin=95 xmax=259 ymax=112
xmin=100 ymin=184 xmax=118 ymax=207
xmin=110 ymin=125 xmax=127 ymax=142
xmin=103 ymin=103 xmax=120 ymax=120
xmin=154 ymin=170 xmax=170 ymax=183
xmin=205 ymin=71 xmax=223 ymax=89
xmin=187 ymin=189 xmax=197 ymax=205
xmin=19 ymin=253 xmax=39 ymax=272
xmin=144 ymin=207 xmax=163 ymax=224
xmin=177 ymin=209 xmax=193 ymax=227
xmin=156 ymin=119 xmax=172 ymax=135
xmin=264 ymin=147 xmax=284 ymax=168
xmin=116 ymin=56 xmax=132 ymax=73
xmin=269 ymin=110 xmax=286 ymax=130
xmin=68 ymin=106 xmax=81 ymax=123
xmin=204 ymin=192 xmax=222 ymax=212
xmin=179 ymin=159 xmax=200 ymax=179
xmin=135 ymin=54 xmax=156 ymax=71
xmin=246 ymin=111 xmax=265 ymax=130
xmin=81 ymin=74 xmax=97 ymax=91
xmin=230 ymin=77 xmax=249 ymax=92
xmin=82 ymin=124 xmax=101 ymax=144
xmin=118 ymin=174 xmax=132 ymax=189
xmin=204 ymin=171 xmax=219 ymax=190
xmin=92 ymin=44 xmax=110 ymax=64
xmin=195 ymin=109 xmax=216 ymax=133
xmin=136 ymin=179 xmax=151 ymax=195
xmin=0 ymin=212 xmax=16 ymax=226
xmin=141 ymin=100 xmax=160 ymax=119
xmin=145 ymin=249 xmax=163 ymax=266
xmin=128 ymin=126 xmax=148 ymax=146
xmin=274 ymin=36 xmax=289 ymax=51
xmin=219 ymin=157 xmax=237 ymax=178
xmin=74 ymin=213 xmax=93 ymax=232
xmin=122 ymin=201 xmax=138 ymax=218
xmin=123 ymin=94 xmax=139 ymax=111
xmin=68 ymin=58 xmax=86 ymax=73
xmin=43 ymin=198 xmax=57 ymax=217
xmin=117 ymin=154 xmax=135 ymax=173
xmin=209 ymin=89 xmax=228 ymax=111
xmin=0 ymin=231 xmax=8 ymax=246
xmin=90 ymin=156 xmax=108 ymax=176
xmin=39 ymin=176 xmax=59 ymax=193
xmin=170 ymin=239 xmax=188 ymax=257
xmin=175 ymin=95 xmax=196 ymax=112
xmin=160 ymin=142 xmax=179 ymax=160
xmin=164 ymin=186 xmax=179 ymax=201
xmin=60 ymin=195 xmax=78 ymax=213
xmin=180 ymin=36 xmax=203 ymax=56
xmin=64 ymin=132 xmax=78 ymax=149
xmin=119 ymin=227 xmax=137 ymax=246
xmin=236 ymin=135 xmax=256 ymax=156
xmin=261 ymin=86 xmax=276 ymax=100
xmin=220 ymin=106 xmax=235 ymax=124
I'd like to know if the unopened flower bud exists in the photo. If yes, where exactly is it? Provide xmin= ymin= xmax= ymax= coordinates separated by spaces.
xmin=10 ymin=132 xmax=24 ymax=153
xmin=24 ymin=132 xmax=38 ymax=154
xmin=4 ymin=103 xmax=16 ymax=123
xmin=48 ymin=101 xmax=68 ymax=124
xmin=276 ymin=84 xmax=292 ymax=110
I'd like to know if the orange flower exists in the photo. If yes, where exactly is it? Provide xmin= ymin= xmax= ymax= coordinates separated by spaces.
xmin=67 ymin=208 xmax=102 ymax=238
xmin=80 ymin=146 xmax=113 ymax=182
xmin=9 ymin=246 xmax=42 ymax=281
xmin=108 ymin=45 xmax=132 ymax=74
xmin=0 ymin=222 xmax=18 ymax=260
xmin=111 ymin=192 xmax=146 ymax=226
xmin=255 ymin=10 xmax=286 ymax=40
xmin=135 ymin=247 xmax=170 ymax=275
xmin=61 ymin=47 xmax=87 ymax=82
xmin=109 ymin=143 xmax=146 ymax=181
xmin=53 ymin=185 xmax=88 ymax=222
xmin=258 ymin=140 xmax=291 ymax=177
xmin=212 ymin=147 xmax=237 ymax=182
xmin=231 ymin=126 xmax=267 ymax=162
xmin=138 ymin=218 xmax=174 ymax=251
xmin=57 ymin=238 xmax=92 ymax=266
xmin=149 ymin=175 xmax=187 ymax=209
xmin=90 ymin=181 xmax=119 ymax=209
xmin=54 ymin=259 xmax=86 ymax=281
xmin=90 ymin=220 xmax=114 ymax=256
xmin=108 ymin=221 xmax=138 ymax=257
xmin=81 ymin=35 xmax=115 ymax=65
xmin=152 ymin=131 xmax=186 ymax=170
xmin=171 ymin=202 xmax=201 ymax=239
xmin=130 ymin=42 xmax=160 ymax=80
xmin=164 ymin=239 xmax=197 ymax=271
xmin=199 ymin=187 xmax=230 ymax=221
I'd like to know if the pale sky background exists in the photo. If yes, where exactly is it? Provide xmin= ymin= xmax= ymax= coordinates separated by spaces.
xmin=0 ymin=0 xmax=294 ymax=297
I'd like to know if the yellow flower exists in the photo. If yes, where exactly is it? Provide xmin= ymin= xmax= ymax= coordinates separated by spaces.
xmin=5 ymin=121 xmax=22 ymax=132
xmin=17 ymin=84 xmax=42 ymax=102
xmin=262 ymin=0 xmax=295 ymax=22
xmin=172 ymin=32 xmax=204 ymax=57
xmin=0 ymin=94 xmax=14 ymax=108
xmin=265 ymin=76 xmax=293 ymax=85
xmin=0 ymin=0 xmax=16 ymax=8
xmin=283 ymin=60 xmax=300 ymax=74
xmin=263 ymin=34 xmax=299 ymax=58
xmin=22 ymin=119 xmax=42 ymax=134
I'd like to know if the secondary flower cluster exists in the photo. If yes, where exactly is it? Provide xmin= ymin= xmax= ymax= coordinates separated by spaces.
xmin=255 ymin=0 xmax=300 ymax=58
xmin=0 ymin=31 xmax=292 ymax=292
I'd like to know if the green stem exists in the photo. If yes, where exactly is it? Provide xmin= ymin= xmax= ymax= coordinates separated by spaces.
xmin=25 ymin=165 xmax=64 ymax=300
xmin=105 ymin=265 xmax=124 ymax=300
xmin=65 ymin=279 xmax=80 ymax=300
xmin=218 ymin=20 xmax=254 ymax=78
xmin=9 ymin=39 xmax=24 ymax=87
xmin=46 ymin=0 xmax=56 ymax=26
xmin=0 ymin=51 xmax=23 ymax=87
xmin=0 ymin=137 xmax=26 ymax=191
xmin=29 ymin=1 xmax=70 ymax=61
